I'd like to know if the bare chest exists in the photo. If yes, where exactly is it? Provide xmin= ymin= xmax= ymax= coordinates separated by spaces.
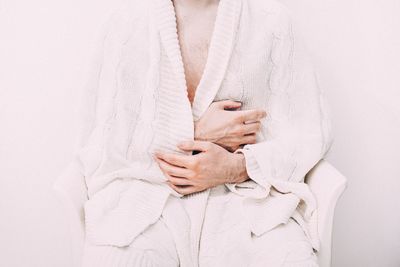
xmin=175 ymin=9 xmax=218 ymax=104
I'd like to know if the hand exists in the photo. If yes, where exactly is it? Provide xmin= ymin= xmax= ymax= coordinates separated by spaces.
xmin=194 ymin=100 xmax=266 ymax=152
xmin=154 ymin=141 xmax=249 ymax=195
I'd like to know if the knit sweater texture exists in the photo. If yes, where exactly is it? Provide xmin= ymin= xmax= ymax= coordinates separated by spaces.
xmin=62 ymin=0 xmax=332 ymax=265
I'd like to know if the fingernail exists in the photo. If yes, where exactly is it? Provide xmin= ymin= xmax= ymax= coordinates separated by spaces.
xmin=178 ymin=141 xmax=191 ymax=147
xmin=152 ymin=153 xmax=161 ymax=161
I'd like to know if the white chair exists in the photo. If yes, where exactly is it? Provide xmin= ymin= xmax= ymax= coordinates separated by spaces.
xmin=305 ymin=160 xmax=347 ymax=266
xmin=53 ymin=159 xmax=346 ymax=267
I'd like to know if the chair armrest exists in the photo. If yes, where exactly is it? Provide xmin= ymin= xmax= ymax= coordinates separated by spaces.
xmin=53 ymin=159 xmax=88 ymax=267
xmin=52 ymin=158 xmax=346 ymax=267
xmin=305 ymin=160 xmax=347 ymax=267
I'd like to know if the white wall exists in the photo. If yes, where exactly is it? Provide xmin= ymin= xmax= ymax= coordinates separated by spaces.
xmin=0 ymin=1 xmax=119 ymax=266
xmin=280 ymin=1 xmax=400 ymax=266
xmin=0 ymin=0 xmax=399 ymax=266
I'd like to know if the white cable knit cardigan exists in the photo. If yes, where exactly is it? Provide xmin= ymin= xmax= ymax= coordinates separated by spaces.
xmin=63 ymin=0 xmax=332 ymax=265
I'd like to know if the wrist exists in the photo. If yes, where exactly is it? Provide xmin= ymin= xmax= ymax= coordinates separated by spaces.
xmin=194 ymin=120 xmax=205 ymax=141
xmin=228 ymin=152 xmax=249 ymax=184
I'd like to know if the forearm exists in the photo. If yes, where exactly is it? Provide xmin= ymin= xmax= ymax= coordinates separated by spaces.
xmin=194 ymin=120 xmax=250 ymax=184
xmin=226 ymin=152 xmax=250 ymax=184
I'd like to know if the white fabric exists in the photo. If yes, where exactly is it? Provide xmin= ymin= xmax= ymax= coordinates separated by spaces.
xmin=58 ymin=0 xmax=333 ymax=265
xmin=82 ymin=216 xmax=179 ymax=267
xmin=54 ymin=160 xmax=347 ymax=267
xmin=199 ymin=185 xmax=318 ymax=267
xmin=82 ymin=185 xmax=318 ymax=267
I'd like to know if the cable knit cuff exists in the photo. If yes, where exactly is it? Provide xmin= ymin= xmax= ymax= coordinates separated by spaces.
xmin=233 ymin=146 xmax=268 ymax=189
xmin=223 ymin=146 xmax=271 ymax=199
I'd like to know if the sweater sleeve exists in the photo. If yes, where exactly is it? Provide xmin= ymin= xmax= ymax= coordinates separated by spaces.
xmin=228 ymin=8 xmax=333 ymax=197
xmin=68 ymin=11 xmax=127 ymax=195
xmin=64 ymin=4 xmax=172 ymax=198
xmin=53 ymin=12 xmax=120 ymax=196
xmin=55 ymin=6 xmax=175 ymax=247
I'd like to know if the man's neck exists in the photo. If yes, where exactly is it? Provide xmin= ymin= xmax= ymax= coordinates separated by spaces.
xmin=172 ymin=0 xmax=219 ymax=9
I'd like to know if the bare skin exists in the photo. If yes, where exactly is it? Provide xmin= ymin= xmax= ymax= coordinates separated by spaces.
xmin=194 ymin=100 xmax=266 ymax=152
xmin=173 ymin=0 xmax=219 ymax=103
xmin=154 ymin=0 xmax=267 ymax=195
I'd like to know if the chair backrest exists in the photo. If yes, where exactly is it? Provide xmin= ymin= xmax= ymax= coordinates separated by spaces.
xmin=54 ymin=159 xmax=346 ymax=267
xmin=53 ymin=160 xmax=87 ymax=267
xmin=305 ymin=160 xmax=347 ymax=267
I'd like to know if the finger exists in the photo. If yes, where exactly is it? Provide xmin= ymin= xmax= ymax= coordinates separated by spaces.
xmin=168 ymin=176 xmax=193 ymax=186
xmin=213 ymin=100 xmax=242 ymax=110
xmin=242 ymin=122 xmax=262 ymax=135
xmin=154 ymin=151 xmax=191 ymax=168
xmin=241 ymin=133 xmax=257 ymax=145
xmin=167 ymin=182 xmax=198 ymax=196
xmin=222 ymin=135 xmax=255 ymax=148
xmin=177 ymin=140 xmax=212 ymax=152
xmin=155 ymin=158 xmax=190 ymax=178
xmin=237 ymin=109 xmax=267 ymax=123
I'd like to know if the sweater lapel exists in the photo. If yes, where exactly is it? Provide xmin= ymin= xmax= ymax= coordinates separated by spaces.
xmin=155 ymin=0 xmax=188 ymax=100
xmin=156 ymin=0 xmax=242 ymax=121
xmin=153 ymin=0 xmax=196 ymax=155
xmin=191 ymin=0 xmax=242 ymax=120
xmin=154 ymin=2 xmax=242 ymax=266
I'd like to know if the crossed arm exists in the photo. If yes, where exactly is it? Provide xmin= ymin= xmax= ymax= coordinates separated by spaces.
xmin=81 ymin=7 xmax=330 ymax=200
xmin=154 ymin=100 xmax=266 ymax=195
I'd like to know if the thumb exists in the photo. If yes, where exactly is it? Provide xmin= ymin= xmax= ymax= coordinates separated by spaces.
xmin=177 ymin=140 xmax=211 ymax=152
xmin=214 ymin=100 xmax=242 ymax=110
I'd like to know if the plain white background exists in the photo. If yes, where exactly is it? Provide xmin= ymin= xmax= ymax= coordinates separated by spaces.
xmin=0 ymin=0 xmax=399 ymax=266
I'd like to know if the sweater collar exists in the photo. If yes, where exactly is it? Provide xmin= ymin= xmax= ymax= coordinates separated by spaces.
xmin=155 ymin=0 xmax=242 ymax=121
